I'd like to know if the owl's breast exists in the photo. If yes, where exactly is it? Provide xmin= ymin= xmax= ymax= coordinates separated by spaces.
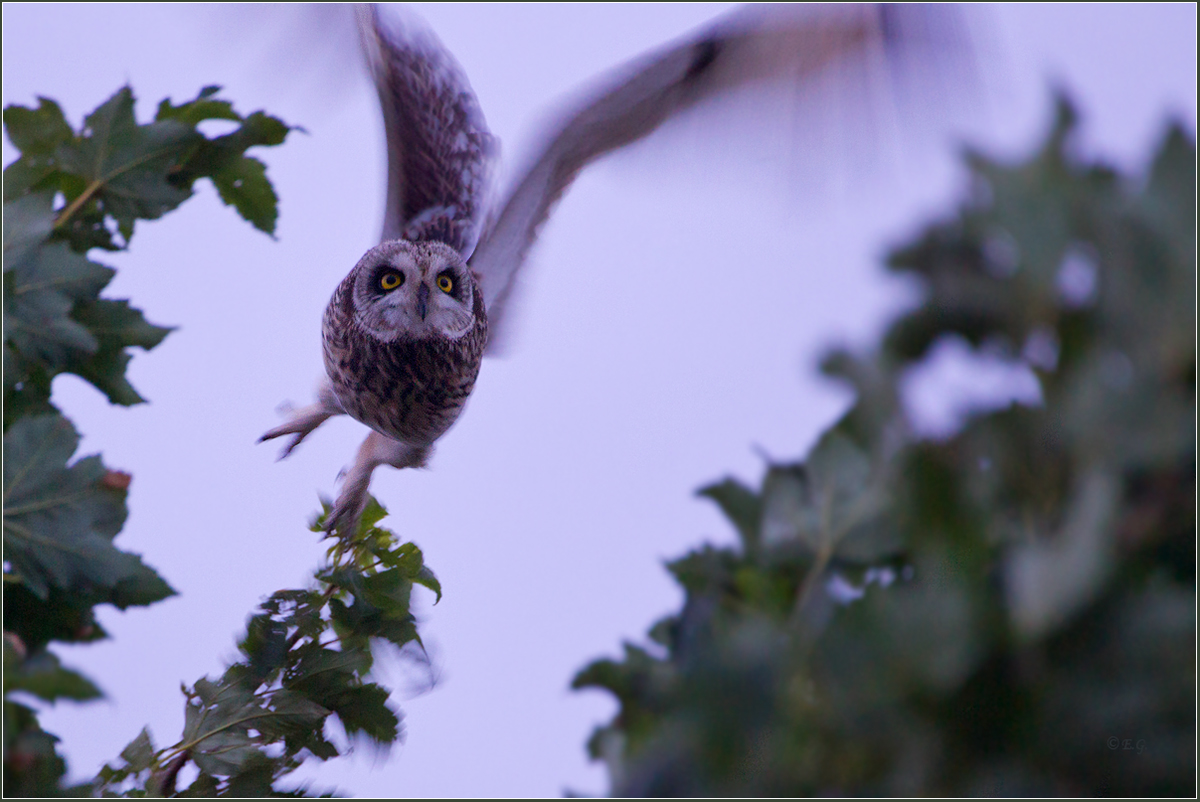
xmin=321 ymin=289 xmax=487 ymax=447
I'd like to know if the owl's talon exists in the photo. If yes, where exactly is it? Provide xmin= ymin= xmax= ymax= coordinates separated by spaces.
xmin=321 ymin=433 xmax=431 ymax=539
xmin=325 ymin=485 xmax=369 ymax=539
xmin=258 ymin=388 xmax=343 ymax=458
xmin=276 ymin=434 xmax=306 ymax=461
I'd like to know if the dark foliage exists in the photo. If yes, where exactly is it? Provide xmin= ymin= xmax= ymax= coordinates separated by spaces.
xmin=575 ymin=95 xmax=1196 ymax=797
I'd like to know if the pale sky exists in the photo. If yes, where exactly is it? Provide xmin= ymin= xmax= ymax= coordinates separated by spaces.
xmin=3 ymin=3 xmax=1196 ymax=797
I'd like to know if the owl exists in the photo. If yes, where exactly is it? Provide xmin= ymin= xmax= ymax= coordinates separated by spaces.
xmin=261 ymin=4 xmax=971 ymax=535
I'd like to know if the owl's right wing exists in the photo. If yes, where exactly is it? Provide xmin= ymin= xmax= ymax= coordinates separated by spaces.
xmin=359 ymin=5 xmax=497 ymax=256
xmin=469 ymin=3 xmax=972 ymax=352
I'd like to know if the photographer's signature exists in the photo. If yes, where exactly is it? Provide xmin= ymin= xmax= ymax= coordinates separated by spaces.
xmin=1107 ymin=737 xmax=1146 ymax=753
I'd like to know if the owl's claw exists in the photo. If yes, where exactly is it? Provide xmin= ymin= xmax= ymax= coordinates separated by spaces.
xmin=277 ymin=434 xmax=306 ymax=462
xmin=259 ymin=383 xmax=344 ymax=459
xmin=323 ymin=433 xmax=433 ymax=538
xmin=260 ymin=418 xmax=324 ymax=460
xmin=324 ymin=489 xmax=369 ymax=538
xmin=324 ymin=450 xmax=376 ymax=537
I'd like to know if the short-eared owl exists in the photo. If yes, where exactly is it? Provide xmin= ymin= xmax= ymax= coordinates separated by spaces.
xmin=261 ymin=4 xmax=969 ymax=535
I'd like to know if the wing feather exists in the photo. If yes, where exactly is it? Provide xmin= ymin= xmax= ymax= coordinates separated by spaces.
xmin=468 ymin=4 xmax=972 ymax=351
xmin=359 ymin=5 xmax=496 ymax=255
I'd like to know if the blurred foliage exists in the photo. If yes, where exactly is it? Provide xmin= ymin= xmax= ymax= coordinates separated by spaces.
xmin=3 ymin=85 xmax=292 ymax=795
xmin=574 ymin=95 xmax=1196 ymax=796
xmin=93 ymin=498 xmax=441 ymax=797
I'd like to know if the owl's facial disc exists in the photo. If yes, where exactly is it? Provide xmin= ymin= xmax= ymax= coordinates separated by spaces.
xmin=350 ymin=240 xmax=476 ymax=342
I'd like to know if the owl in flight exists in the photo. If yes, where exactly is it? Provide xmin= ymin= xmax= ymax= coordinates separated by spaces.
xmin=261 ymin=4 xmax=969 ymax=535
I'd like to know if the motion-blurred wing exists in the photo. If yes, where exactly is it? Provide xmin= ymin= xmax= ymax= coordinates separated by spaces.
xmin=359 ymin=5 xmax=496 ymax=255
xmin=470 ymin=3 xmax=971 ymax=351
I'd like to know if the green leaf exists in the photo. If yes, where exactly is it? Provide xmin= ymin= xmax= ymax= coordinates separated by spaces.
xmin=189 ymin=729 xmax=256 ymax=778
xmin=209 ymin=155 xmax=279 ymax=234
xmin=180 ymin=677 xmax=266 ymax=777
xmin=61 ymin=299 xmax=173 ymax=406
xmin=54 ymin=86 xmax=199 ymax=245
xmin=288 ymin=648 xmax=369 ymax=686
xmin=301 ymin=735 xmax=340 ymax=761
xmin=358 ymin=495 xmax=390 ymax=533
xmin=758 ymin=463 xmax=818 ymax=549
xmin=118 ymin=727 xmax=155 ymax=773
xmin=758 ymin=433 xmax=890 ymax=559
xmin=154 ymin=86 xmax=241 ymax=128
xmin=8 ymin=86 xmax=294 ymax=251
xmin=330 ymin=683 xmax=400 ymax=743
xmin=3 ymin=582 xmax=108 ymax=650
xmin=3 ymin=97 xmax=73 ymax=156
xmin=3 ymin=216 xmax=172 ymax=411
xmin=158 ymin=88 xmax=294 ymax=236
xmin=281 ymin=649 xmax=400 ymax=744
xmin=1141 ymin=122 xmax=1196 ymax=259
xmin=3 ymin=642 xmax=102 ymax=702
xmin=253 ymin=690 xmax=329 ymax=739
xmin=1003 ymin=468 xmax=1119 ymax=639
xmin=3 ymin=99 xmax=73 ymax=201
xmin=697 ymin=478 xmax=761 ymax=550
xmin=3 ymin=698 xmax=69 ymax=796
xmin=224 ymin=753 xmax=278 ymax=797
xmin=4 ymin=240 xmax=113 ymax=368
xmin=414 ymin=565 xmax=443 ymax=603
xmin=3 ymin=190 xmax=57 ymax=265
xmin=2 ymin=414 xmax=174 ymax=601
xmin=239 ymin=614 xmax=289 ymax=685
xmin=105 ymin=551 xmax=177 ymax=609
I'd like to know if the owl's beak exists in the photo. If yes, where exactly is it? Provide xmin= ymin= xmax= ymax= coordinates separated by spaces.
xmin=416 ymin=283 xmax=430 ymax=320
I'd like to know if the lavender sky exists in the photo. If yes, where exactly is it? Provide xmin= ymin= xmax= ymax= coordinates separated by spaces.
xmin=3 ymin=3 xmax=1196 ymax=797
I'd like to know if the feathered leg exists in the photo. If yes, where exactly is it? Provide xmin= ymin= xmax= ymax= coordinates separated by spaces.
xmin=259 ymin=380 xmax=344 ymax=459
xmin=326 ymin=431 xmax=431 ymax=536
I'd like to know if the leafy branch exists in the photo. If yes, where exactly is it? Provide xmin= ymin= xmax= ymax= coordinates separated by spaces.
xmin=94 ymin=498 xmax=441 ymax=797
xmin=3 ymin=84 xmax=294 ymax=797
xmin=3 ymin=85 xmax=296 ymax=428
xmin=574 ymin=93 xmax=1195 ymax=797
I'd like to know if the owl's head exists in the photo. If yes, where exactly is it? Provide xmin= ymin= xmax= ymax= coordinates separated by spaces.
xmin=346 ymin=240 xmax=480 ymax=342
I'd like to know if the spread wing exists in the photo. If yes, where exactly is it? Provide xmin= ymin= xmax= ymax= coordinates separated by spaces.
xmin=468 ymin=3 xmax=973 ymax=352
xmin=358 ymin=5 xmax=496 ymax=256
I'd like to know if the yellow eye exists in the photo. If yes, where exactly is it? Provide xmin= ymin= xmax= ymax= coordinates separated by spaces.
xmin=379 ymin=271 xmax=403 ymax=291
xmin=437 ymin=274 xmax=454 ymax=293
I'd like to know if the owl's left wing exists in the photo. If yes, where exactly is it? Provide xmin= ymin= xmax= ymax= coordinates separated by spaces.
xmin=359 ymin=5 xmax=496 ymax=255
xmin=469 ymin=3 xmax=972 ymax=352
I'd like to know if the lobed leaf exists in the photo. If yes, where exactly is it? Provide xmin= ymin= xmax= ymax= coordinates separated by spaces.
xmin=4 ymin=240 xmax=113 ymax=367
xmin=62 ymin=299 xmax=174 ymax=406
xmin=117 ymin=727 xmax=155 ymax=773
xmin=697 ymin=478 xmax=761 ymax=550
xmin=3 ymin=414 xmax=174 ymax=603
xmin=3 ymin=641 xmax=102 ymax=703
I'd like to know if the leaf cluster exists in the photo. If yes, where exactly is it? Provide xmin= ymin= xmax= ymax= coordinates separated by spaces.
xmin=3 ymin=413 xmax=177 ymax=797
xmin=3 ymin=86 xmax=293 ymax=426
xmin=574 ymin=93 xmax=1196 ymax=796
xmin=3 ymin=85 xmax=292 ymax=796
xmin=93 ymin=497 xmax=442 ymax=797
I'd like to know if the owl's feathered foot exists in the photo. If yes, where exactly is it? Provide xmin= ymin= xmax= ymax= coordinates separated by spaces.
xmin=259 ymin=381 xmax=345 ymax=460
xmin=325 ymin=432 xmax=431 ymax=537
